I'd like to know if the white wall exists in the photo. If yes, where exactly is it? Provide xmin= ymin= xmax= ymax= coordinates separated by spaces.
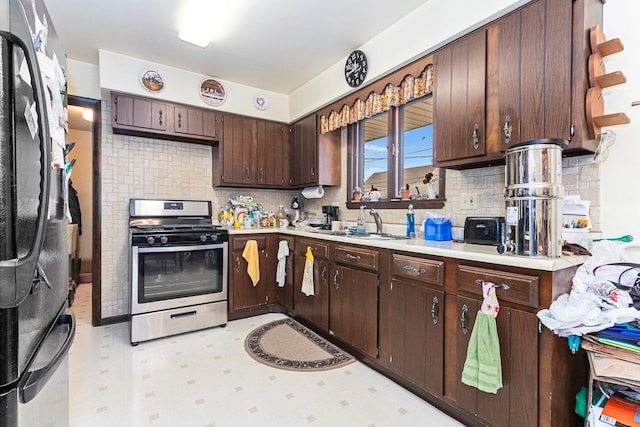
xmin=67 ymin=59 xmax=101 ymax=100
xmin=601 ymin=1 xmax=640 ymax=240
xmin=98 ymin=50 xmax=289 ymax=123
xmin=289 ymin=0 xmax=528 ymax=120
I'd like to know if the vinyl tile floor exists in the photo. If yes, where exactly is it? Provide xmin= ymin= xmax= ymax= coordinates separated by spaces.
xmin=69 ymin=284 xmax=464 ymax=427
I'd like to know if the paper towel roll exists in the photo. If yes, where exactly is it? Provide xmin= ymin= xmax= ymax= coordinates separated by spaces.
xmin=301 ymin=185 xmax=324 ymax=199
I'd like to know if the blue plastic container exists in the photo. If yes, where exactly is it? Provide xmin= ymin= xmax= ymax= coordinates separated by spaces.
xmin=424 ymin=218 xmax=452 ymax=241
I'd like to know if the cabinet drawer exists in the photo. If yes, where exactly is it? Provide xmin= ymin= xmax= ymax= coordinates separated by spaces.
xmin=457 ymin=264 xmax=539 ymax=308
xmin=392 ymin=254 xmax=444 ymax=286
xmin=334 ymin=245 xmax=379 ymax=272
xmin=231 ymin=235 xmax=267 ymax=251
xmin=296 ymin=238 xmax=329 ymax=259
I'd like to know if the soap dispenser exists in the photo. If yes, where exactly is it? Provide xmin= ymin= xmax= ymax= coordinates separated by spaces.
xmin=357 ymin=206 xmax=367 ymax=232
xmin=406 ymin=204 xmax=416 ymax=238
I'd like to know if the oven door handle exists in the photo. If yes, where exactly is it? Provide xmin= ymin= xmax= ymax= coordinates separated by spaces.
xmin=135 ymin=243 xmax=226 ymax=253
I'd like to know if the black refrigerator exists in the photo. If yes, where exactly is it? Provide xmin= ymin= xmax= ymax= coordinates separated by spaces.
xmin=0 ymin=0 xmax=75 ymax=426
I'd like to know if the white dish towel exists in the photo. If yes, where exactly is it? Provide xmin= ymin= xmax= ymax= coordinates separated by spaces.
xmin=276 ymin=240 xmax=289 ymax=287
xmin=301 ymin=247 xmax=315 ymax=296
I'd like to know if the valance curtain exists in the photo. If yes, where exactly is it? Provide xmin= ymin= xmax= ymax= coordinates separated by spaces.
xmin=320 ymin=64 xmax=434 ymax=134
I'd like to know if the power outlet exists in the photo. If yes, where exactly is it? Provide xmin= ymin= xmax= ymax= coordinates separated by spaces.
xmin=461 ymin=193 xmax=478 ymax=210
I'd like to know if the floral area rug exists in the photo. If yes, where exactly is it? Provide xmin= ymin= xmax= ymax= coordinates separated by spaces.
xmin=244 ymin=318 xmax=355 ymax=371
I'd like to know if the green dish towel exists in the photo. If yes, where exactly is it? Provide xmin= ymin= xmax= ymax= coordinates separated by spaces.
xmin=461 ymin=311 xmax=503 ymax=394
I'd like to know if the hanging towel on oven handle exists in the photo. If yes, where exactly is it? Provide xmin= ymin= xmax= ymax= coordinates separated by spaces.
xmin=242 ymin=240 xmax=260 ymax=286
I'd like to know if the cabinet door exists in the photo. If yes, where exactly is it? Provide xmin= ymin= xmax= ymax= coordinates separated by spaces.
xmin=174 ymin=106 xmax=205 ymax=136
xmin=329 ymin=264 xmax=378 ymax=358
xmin=291 ymin=115 xmax=318 ymax=187
xmin=434 ymin=30 xmax=486 ymax=163
xmin=229 ymin=236 xmax=273 ymax=312
xmin=112 ymin=93 xmax=134 ymax=126
xmin=389 ymin=279 xmax=444 ymax=396
xmin=455 ymin=295 xmax=538 ymax=427
xmin=220 ymin=114 xmax=253 ymax=185
xmin=133 ymin=98 xmax=167 ymax=131
xmin=486 ymin=0 xmax=571 ymax=152
xmin=203 ymin=110 xmax=221 ymax=139
xmin=256 ymin=121 xmax=289 ymax=187
xmin=293 ymin=248 xmax=329 ymax=332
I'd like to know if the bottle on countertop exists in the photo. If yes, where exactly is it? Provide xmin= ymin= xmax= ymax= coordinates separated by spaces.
xmin=276 ymin=205 xmax=286 ymax=228
xmin=406 ymin=204 xmax=416 ymax=238
xmin=357 ymin=206 xmax=367 ymax=232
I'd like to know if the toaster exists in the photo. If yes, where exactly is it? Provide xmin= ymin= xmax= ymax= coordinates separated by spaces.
xmin=464 ymin=217 xmax=504 ymax=245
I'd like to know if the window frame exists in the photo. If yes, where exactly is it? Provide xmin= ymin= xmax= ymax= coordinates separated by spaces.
xmin=346 ymin=95 xmax=445 ymax=210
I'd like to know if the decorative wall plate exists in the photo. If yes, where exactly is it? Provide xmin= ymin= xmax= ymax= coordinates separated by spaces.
xmin=140 ymin=69 xmax=165 ymax=92
xmin=199 ymin=78 xmax=226 ymax=106
xmin=253 ymin=92 xmax=269 ymax=110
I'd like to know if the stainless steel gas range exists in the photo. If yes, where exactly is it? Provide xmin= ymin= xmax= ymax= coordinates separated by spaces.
xmin=129 ymin=199 xmax=228 ymax=345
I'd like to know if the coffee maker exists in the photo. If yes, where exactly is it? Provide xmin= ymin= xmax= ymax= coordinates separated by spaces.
xmin=321 ymin=206 xmax=339 ymax=230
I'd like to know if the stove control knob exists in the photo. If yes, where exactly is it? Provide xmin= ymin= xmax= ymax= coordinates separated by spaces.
xmin=160 ymin=236 xmax=168 ymax=244
xmin=146 ymin=236 xmax=155 ymax=245
xmin=200 ymin=234 xmax=207 ymax=242
xmin=211 ymin=234 xmax=219 ymax=242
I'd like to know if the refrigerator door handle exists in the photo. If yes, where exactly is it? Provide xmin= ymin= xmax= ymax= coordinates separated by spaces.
xmin=0 ymin=1 xmax=54 ymax=308
xmin=18 ymin=310 xmax=75 ymax=404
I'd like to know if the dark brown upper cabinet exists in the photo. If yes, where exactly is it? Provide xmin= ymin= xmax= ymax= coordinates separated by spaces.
xmin=433 ymin=0 xmax=604 ymax=169
xmin=111 ymin=92 xmax=222 ymax=144
xmin=212 ymin=113 xmax=289 ymax=188
xmin=290 ymin=115 xmax=341 ymax=188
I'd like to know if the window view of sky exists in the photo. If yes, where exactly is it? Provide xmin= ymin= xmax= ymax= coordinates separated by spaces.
xmin=364 ymin=124 xmax=433 ymax=181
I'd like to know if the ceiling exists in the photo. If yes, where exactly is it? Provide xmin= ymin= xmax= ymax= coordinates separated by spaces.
xmin=44 ymin=0 xmax=430 ymax=95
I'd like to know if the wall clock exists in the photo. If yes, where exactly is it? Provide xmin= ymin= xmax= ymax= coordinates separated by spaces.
xmin=344 ymin=50 xmax=368 ymax=88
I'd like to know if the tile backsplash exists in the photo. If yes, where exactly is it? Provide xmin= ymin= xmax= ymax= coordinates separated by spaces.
xmin=99 ymin=98 xmax=601 ymax=318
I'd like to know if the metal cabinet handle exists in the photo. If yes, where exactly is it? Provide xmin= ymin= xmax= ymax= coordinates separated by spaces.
xmin=158 ymin=110 xmax=163 ymax=126
xmin=460 ymin=304 xmax=469 ymax=335
xmin=404 ymin=265 xmax=426 ymax=274
xmin=245 ymin=167 xmax=251 ymax=180
xmin=236 ymin=257 xmax=241 ymax=272
xmin=472 ymin=123 xmax=480 ymax=149
xmin=474 ymin=279 xmax=510 ymax=290
xmin=431 ymin=296 xmax=439 ymax=325
xmin=503 ymin=115 xmax=511 ymax=145
xmin=310 ymin=166 xmax=316 ymax=177
xmin=177 ymin=113 xmax=182 ymax=129
xmin=321 ymin=266 xmax=326 ymax=282
xmin=346 ymin=254 xmax=361 ymax=261
xmin=259 ymin=168 xmax=264 ymax=180
xmin=333 ymin=269 xmax=339 ymax=289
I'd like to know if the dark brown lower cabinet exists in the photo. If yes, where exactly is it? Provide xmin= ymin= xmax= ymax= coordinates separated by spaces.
xmin=229 ymin=234 xmax=276 ymax=312
xmin=453 ymin=295 xmax=538 ymax=427
xmin=329 ymin=264 xmax=378 ymax=358
xmin=293 ymin=238 xmax=330 ymax=332
xmin=389 ymin=279 xmax=444 ymax=396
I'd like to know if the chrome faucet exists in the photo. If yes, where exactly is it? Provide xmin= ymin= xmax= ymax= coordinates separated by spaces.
xmin=369 ymin=209 xmax=383 ymax=234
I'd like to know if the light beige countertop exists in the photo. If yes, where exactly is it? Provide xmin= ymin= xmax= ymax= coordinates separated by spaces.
xmin=228 ymin=227 xmax=586 ymax=272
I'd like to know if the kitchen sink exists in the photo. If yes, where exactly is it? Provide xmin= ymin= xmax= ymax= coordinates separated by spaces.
xmin=312 ymin=230 xmax=409 ymax=240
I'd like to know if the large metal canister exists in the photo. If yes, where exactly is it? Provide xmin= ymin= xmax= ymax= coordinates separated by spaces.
xmin=503 ymin=139 xmax=567 ymax=257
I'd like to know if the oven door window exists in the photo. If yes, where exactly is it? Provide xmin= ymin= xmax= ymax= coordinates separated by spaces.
xmin=137 ymin=245 xmax=224 ymax=303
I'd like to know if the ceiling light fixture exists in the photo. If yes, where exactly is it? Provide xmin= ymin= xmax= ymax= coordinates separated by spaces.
xmin=179 ymin=1 xmax=242 ymax=48
xmin=178 ymin=0 xmax=219 ymax=48
xmin=82 ymin=108 xmax=93 ymax=122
